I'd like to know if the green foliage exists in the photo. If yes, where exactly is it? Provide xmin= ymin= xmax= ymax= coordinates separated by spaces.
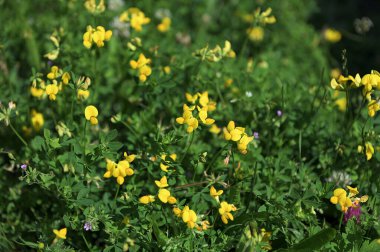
xmin=0 ymin=0 xmax=379 ymax=251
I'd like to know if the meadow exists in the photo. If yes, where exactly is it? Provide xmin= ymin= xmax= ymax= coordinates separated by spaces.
xmin=0 ymin=0 xmax=379 ymax=251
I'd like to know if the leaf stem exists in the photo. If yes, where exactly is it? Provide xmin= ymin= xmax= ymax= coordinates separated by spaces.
xmin=9 ymin=122 xmax=28 ymax=147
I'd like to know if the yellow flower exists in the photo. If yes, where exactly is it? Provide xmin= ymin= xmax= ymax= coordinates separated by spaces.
xmin=365 ymin=142 xmax=374 ymax=160
xmin=347 ymin=186 xmax=359 ymax=196
xmin=53 ymin=228 xmax=67 ymax=239
xmin=368 ymin=100 xmax=380 ymax=117
xmin=247 ymin=27 xmax=264 ymax=42
xmin=120 ymin=8 xmax=150 ymax=32
xmin=209 ymin=124 xmax=221 ymax=134
xmin=84 ymin=0 xmax=105 ymax=14
xmin=362 ymin=73 xmax=380 ymax=92
xmin=335 ymin=97 xmax=347 ymax=112
xmin=237 ymin=134 xmax=254 ymax=154
xmin=77 ymin=89 xmax=90 ymax=100
xmin=198 ymin=106 xmax=215 ymax=125
xmin=155 ymin=176 xmax=169 ymax=188
xmin=157 ymin=17 xmax=171 ymax=32
xmin=323 ymin=28 xmax=342 ymax=43
xmin=31 ymin=110 xmax=44 ymax=131
xmin=182 ymin=206 xmax=197 ymax=228
xmin=47 ymin=66 xmax=61 ymax=80
xmin=139 ymin=195 xmax=155 ymax=204
xmin=223 ymin=121 xmax=245 ymax=141
xmin=330 ymin=188 xmax=352 ymax=212
xmin=185 ymin=93 xmax=198 ymax=104
xmin=30 ymin=87 xmax=44 ymax=98
xmin=160 ymin=163 xmax=169 ymax=172
xmin=210 ymin=186 xmax=223 ymax=202
xmin=45 ymin=83 xmax=59 ymax=101
xmin=83 ymin=25 xmax=112 ymax=49
xmin=124 ymin=152 xmax=136 ymax=163
xmin=173 ymin=207 xmax=182 ymax=217
xmin=130 ymin=54 xmax=152 ymax=82
xmin=330 ymin=68 xmax=341 ymax=79
xmin=103 ymin=159 xmax=117 ymax=178
xmin=160 ymin=154 xmax=176 ymax=172
xmin=163 ymin=66 xmax=171 ymax=74
xmin=219 ymin=201 xmax=237 ymax=224
xmin=85 ymin=105 xmax=99 ymax=125
xmin=158 ymin=188 xmax=171 ymax=203
xmin=62 ymin=72 xmax=70 ymax=85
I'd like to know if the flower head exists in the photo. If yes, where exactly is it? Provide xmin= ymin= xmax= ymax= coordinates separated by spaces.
xmin=85 ymin=105 xmax=99 ymax=125
xmin=84 ymin=222 xmax=92 ymax=231
xmin=139 ymin=195 xmax=155 ymax=204
xmin=53 ymin=228 xmax=67 ymax=239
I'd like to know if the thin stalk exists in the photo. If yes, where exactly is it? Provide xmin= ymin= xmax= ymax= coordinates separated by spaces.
xmin=81 ymin=233 xmax=91 ymax=251
xmin=174 ymin=181 xmax=208 ymax=190
xmin=114 ymin=184 xmax=120 ymax=201
xmin=179 ymin=132 xmax=194 ymax=163
xmin=9 ymin=122 xmax=28 ymax=147
xmin=338 ymin=212 xmax=344 ymax=230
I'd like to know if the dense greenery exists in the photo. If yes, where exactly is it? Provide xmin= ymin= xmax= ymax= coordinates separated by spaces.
xmin=0 ymin=0 xmax=379 ymax=251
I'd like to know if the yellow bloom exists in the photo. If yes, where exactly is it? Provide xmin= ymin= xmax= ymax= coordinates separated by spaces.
xmin=223 ymin=121 xmax=245 ymax=141
xmin=157 ymin=17 xmax=171 ymax=32
xmin=45 ymin=83 xmax=59 ymax=101
xmin=120 ymin=8 xmax=150 ymax=32
xmin=30 ymin=87 xmax=44 ymax=98
xmin=247 ymin=27 xmax=264 ymax=42
xmin=163 ymin=66 xmax=171 ymax=74
xmin=330 ymin=68 xmax=341 ymax=79
xmin=158 ymin=189 xmax=171 ymax=203
xmin=77 ymin=89 xmax=90 ymax=100
xmin=237 ymin=134 xmax=254 ymax=154
xmin=168 ymin=196 xmax=177 ymax=204
xmin=323 ymin=28 xmax=342 ymax=43
xmin=84 ymin=0 xmax=105 ymax=14
xmin=155 ymin=176 xmax=169 ymax=188
xmin=330 ymin=188 xmax=352 ymax=212
xmin=209 ymin=124 xmax=221 ymax=134
xmin=62 ymin=72 xmax=70 ymax=85
xmin=103 ymin=159 xmax=116 ymax=178
xmin=182 ymin=206 xmax=197 ymax=228
xmin=130 ymin=54 xmax=152 ymax=82
xmin=83 ymin=25 xmax=112 ymax=49
xmin=347 ymin=186 xmax=359 ymax=196
xmin=173 ymin=207 xmax=182 ymax=217
xmin=85 ymin=105 xmax=99 ymax=125
xmin=139 ymin=195 xmax=155 ymax=204
xmin=335 ymin=97 xmax=347 ymax=112
xmin=219 ymin=201 xmax=237 ymax=224
xmin=47 ymin=66 xmax=61 ymax=80
xmin=31 ymin=110 xmax=44 ymax=131
xmin=160 ymin=163 xmax=169 ymax=172
xmin=362 ymin=73 xmax=380 ymax=92
xmin=198 ymin=106 xmax=215 ymax=125
xmin=124 ymin=152 xmax=136 ymax=163
xmin=210 ymin=186 xmax=223 ymax=201
xmin=365 ymin=142 xmax=374 ymax=160
xmin=53 ymin=228 xmax=67 ymax=239
xmin=160 ymin=154 xmax=176 ymax=172
xmin=185 ymin=93 xmax=198 ymax=104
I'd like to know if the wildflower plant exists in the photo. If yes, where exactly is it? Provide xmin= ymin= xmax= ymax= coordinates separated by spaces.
xmin=0 ymin=1 xmax=380 ymax=251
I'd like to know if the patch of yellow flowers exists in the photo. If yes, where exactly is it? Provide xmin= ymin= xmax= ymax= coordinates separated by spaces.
xmin=83 ymin=25 xmax=112 ymax=49
xmin=119 ymin=8 xmax=150 ymax=32
xmin=210 ymin=186 xmax=237 ymax=224
xmin=103 ymin=152 xmax=136 ymax=185
xmin=330 ymin=186 xmax=368 ymax=212
xmin=130 ymin=53 xmax=152 ymax=82
xmin=223 ymin=121 xmax=254 ymax=154
xmin=176 ymin=92 xmax=216 ymax=133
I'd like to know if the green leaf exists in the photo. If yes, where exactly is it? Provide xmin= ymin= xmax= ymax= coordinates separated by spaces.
xmin=277 ymin=228 xmax=337 ymax=252
xmin=31 ymin=136 xmax=45 ymax=151
xmin=151 ymin=218 xmax=168 ymax=247
xmin=359 ymin=239 xmax=380 ymax=252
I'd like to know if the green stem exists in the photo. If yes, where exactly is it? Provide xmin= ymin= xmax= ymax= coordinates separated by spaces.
xmin=82 ymin=121 xmax=87 ymax=173
xmin=338 ymin=212 xmax=344 ymax=230
xmin=179 ymin=132 xmax=194 ymax=163
xmin=9 ymin=122 xmax=28 ymax=147
xmin=114 ymin=184 xmax=120 ymax=202
xmin=81 ymin=233 xmax=91 ymax=251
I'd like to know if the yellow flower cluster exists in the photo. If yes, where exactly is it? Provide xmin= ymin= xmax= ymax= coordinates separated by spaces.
xmin=139 ymin=176 xmax=177 ymax=205
xmin=176 ymin=92 xmax=216 ymax=133
xmin=157 ymin=17 xmax=171 ymax=33
xmin=83 ymin=25 xmax=112 ymax=49
xmin=209 ymin=186 xmax=237 ymax=224
xmin=159 ymin=153 xmax=177 ymax=172
xmin=30 ymin=66 xmax=70 ymax=101
xmin=84 ymin=0 xmax=105 ymax=14
xmin=130 ymin=53 xmax=152 ymax=82
xmin=53 ymin=227 xmax=67 ymax=240
xmin=330 ymin=186 xmax=368 ymax=212
xmin=243 ymin=8 xmax=276 ymax=42
xmin=44 ymin=32 xmax=60 ymax=60
xmin=103 ymin=152 xmax=136 ymax=185
xmin=193 ymin=41 xmax=236 ymax=62
xmin=223 ymin=121 xmax=254 ymax=154
xmin=119 ymin=8 xmax=150 ymax=32
xmin=330 ymin=70 xmax=380 ymax=117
